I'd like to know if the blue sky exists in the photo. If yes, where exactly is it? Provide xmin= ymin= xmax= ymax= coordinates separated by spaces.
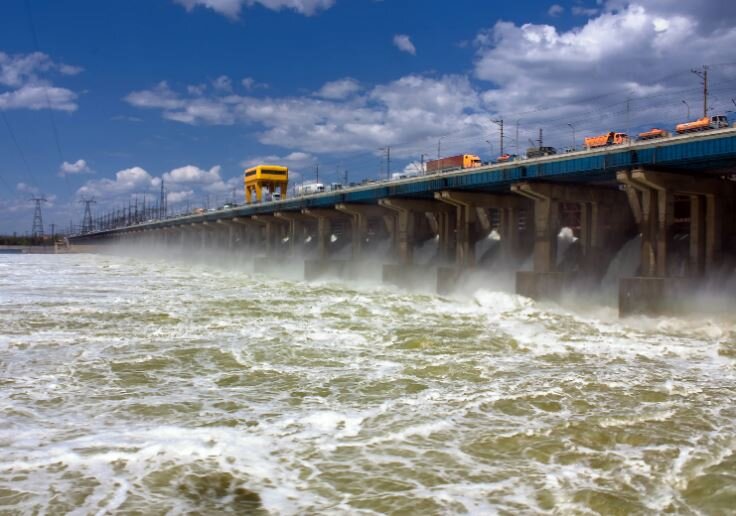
xmin=1 ymin=0 xmax=735 ymax=234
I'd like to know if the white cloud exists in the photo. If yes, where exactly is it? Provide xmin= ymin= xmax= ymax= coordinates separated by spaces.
xmin=125 ymin=73 xmax=487 ymax=156
xmin=167 ymin=189 xmax=195 ymax=204
xmin=393 ymin=34 xmax=416 ymax=55
xmin=0 ymin=84 xmax=77 ymax=111
xmin=59 ymin=64 xmax=83 ymax=76
xmin=111 ymin=114 xmax=143 ymax=122
xmin=187 ymin=83 xmax=207 ymax=95
xmin=315 ymin=78 xmax=361 ymax=100
xmin=59 ymin=159 xmax=93 ymax=176
xmin=76 ymin=166 xmax=157 ymax=200
xmin=16 ymin=182 xmax=39 ymax=194
xmin=473 ymin=1 xmax=736 ymax=147
xmin=548 ymin=4 xmax=564 ymax=17
xmin=163 ymin=164 xmax=223 ymax=184
xmin=125 ymin=81 xmax=184 ymax=110
xmin=0 ymin=52 xmax=51 ymax=87
xmin=173 ymin=0 xmax=335 ymax=19
xmin=73 ymin=161 xmax=247 ymax=214
xmin=241 ymin=151 xmax=316 ymax=171
xmin=125 ymin=1 xmax=736 ymax=161
xmin=212 ymin=75 xmax=233 ymax=92
xmin=0 ymin=51 xmax=80 ymax=112
xmin=571 ymin=6 xmax=599 ymax=17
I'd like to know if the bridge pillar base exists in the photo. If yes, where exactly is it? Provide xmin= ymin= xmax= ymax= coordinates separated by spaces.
xmin=516 ymin=271 xmax=572 ymax=301
xmin=618 ymin=277 xmax=693 ymax=317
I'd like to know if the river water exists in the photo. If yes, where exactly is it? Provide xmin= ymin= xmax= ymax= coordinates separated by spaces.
xmin=1 ymin=253 xmax=735 ymax=514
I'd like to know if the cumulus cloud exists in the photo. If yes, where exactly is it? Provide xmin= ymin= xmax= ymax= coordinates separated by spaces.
xmin=241 ymin=151 xmax=315 ymax=180
xmin=125 ymin=73 xmax=488 ymax=157
xmin=163 ymin=164 xmax=223 ymax=184
xmin=16 ymin=182 xmax=39 ymax=194
xmin=0 ymin=52 xmax=80 ymax=111
xmin=76 ymin=166 xmax=158 ymax=200
xmin=74 ymin=163 xmax=241 ymax=211
xmin=173 ymin=0 xmax=335 ymax=19
xmin=473 ymin=0 xmax=736 ymax=146
xmin=126 ymin=1 xmax=736 ymax=160
xmin=0 ymin=84 xmax=77 ymax=111
xmin=167 ymin=189 xmax=195 ymax=204
xmin=59 ymin=159 xmax=93 ymax=176
xmin=571 ymin=6 xmax=599 ymax=17
xmin=548 ymin=4 xmax=564 ymax=17
xmin=315 ymin=78 xmax=361 ymax=100
xmin=212 ymin=75 xmax=233 ymax=92
xmin=393 ymin=34 xmax=416 ymax=55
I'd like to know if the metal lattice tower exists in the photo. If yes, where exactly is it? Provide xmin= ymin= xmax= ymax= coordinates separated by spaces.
xmin=30 ymin=196 xmax=47 ymax=238
xmin=80 ymin=198 xmax=96 ymax=234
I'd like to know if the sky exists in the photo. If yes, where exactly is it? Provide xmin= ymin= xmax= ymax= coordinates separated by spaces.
xmin=1 ymin=0 xmax=736 ymax=234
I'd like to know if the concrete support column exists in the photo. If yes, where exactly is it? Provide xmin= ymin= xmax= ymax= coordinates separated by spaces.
xmin=379 ymin=198 xmax=453 ymax=265
xmin=232 ymin=217 xmax=262 ymax=252
xmin=656 ymin=189 xmax=674 ymax=277
xmin=705 ymin=194 xmax=722 ymax=271
xmin=618 ymin=168 xmax=726 ymax=277
xmin=252 ymin=215 xmax=287 ymax=256
xmin=617 ymin=169 xmax=733 ymax=316
xmin=437 ymin=211 xmax=456 ymax=262
xmin=512 ymin=182 xmax=627 ymax=274
xmin=217 ymin=220 xmax=238 ymax=250
xmin=435 ymin=191 xmax=529 ymax=268
xmin=275 ymin=212 xmax=311 ymax=257
xmin=511 ymin=185 xmax=559 ymax=273
xmin=335 ymin=204 xmax=391 ymax=260
xmin=689 ymin=195 xmax=705 ymax=276
xmin=302 ymin=208 xmax=350 ymax=260
xmin=499 ymin=207 xmax=522 ymax=261
xmin=534 ymin=197 xmax=559 ymax=273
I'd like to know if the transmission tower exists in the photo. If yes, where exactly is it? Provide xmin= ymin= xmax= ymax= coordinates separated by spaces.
xmin=30 ymin=196 xmax=47 ymax=238
xmin=80 ymin=197 xmax=96 ymax=234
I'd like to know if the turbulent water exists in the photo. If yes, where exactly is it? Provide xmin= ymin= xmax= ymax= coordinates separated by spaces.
xmin=1 ymin=253 xmax=735 ymax=515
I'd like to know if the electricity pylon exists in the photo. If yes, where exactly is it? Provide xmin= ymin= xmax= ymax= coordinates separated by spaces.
xmin=80 ymin=197 xmax=96 ymax=234
xmin=30 ymin=196 xmax=47 ymax=238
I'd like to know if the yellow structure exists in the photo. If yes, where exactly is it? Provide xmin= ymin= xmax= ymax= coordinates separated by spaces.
xmin=244 ymin=164 xmax=289 ymax=204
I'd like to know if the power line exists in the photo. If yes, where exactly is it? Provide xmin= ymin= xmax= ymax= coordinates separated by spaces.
xmin=24 ymin=0 xmax=72 ymax=197
xmin=0 ymin=111 xmax=38 ymax=188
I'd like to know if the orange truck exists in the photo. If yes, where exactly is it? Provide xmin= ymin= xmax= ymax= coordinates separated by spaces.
xmin=638 ymin=128 xmax=670 ymax=140
xmin=584 ymin=132 xmax=629 ymax=149
xmin=426 ymin=154 xmax=481 ymax=173
xmin=675 ymin=115 xmax=729 ymax=134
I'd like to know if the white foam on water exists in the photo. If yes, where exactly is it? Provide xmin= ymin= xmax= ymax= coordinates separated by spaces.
xmin=1 ymin=253 xmax=735 ymax=514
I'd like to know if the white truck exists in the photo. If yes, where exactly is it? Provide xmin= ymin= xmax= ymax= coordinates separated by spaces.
xmin=295 ymin=182 xmax=325 ymax=196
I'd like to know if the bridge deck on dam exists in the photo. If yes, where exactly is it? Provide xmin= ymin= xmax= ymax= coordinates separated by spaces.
xmin=78 ymin=127 xmax=736 ymax=236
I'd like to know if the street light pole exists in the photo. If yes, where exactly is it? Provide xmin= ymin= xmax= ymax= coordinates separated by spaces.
xmin=682 ymin=99 xmax=690 ymax=120
xmin=493 ymin=119 xmax=504 ymax=156
xmin=691 ymin=65 xmax=708 ymax=117
xmin=485 ymin=140 xmax=494 ymax=160
xmin=567 ymin=123 xmax=576 ymax=151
